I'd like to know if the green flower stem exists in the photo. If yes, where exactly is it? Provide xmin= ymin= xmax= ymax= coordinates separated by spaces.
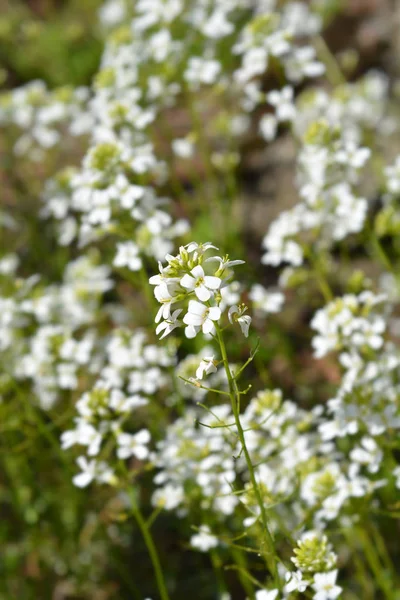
xmin=215 ymin=325 xmax=280 ymax=587
xmin=127 ymin=488 xmax=170 ymax=600
xmin=230 ymin=545 xmax=255 ymax=598
xmin=314 ymin=35 xmax=346 ymax=87
xmin=342 ymin=527 xmax=373 ymax=599
xmin=368 ymin=522 xmax=397 ymax=588
xmin=368 ymin=226 xmax=400 ymax=295
xmin=307 ymin=250 xmax=334 ymax=303
xmin=357 ymin=526 xmax=395 ymax=600
xmin=210 ymin=549 xmax=228 ymax=598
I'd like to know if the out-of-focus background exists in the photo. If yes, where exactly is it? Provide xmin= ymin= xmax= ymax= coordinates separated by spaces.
xmin=1 ymin=2 xmax=400 ymax=599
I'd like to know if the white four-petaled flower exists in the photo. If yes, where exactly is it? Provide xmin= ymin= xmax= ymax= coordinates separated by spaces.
xmin=183 ymin=300 xmax=221 ymax=337
xmin=156 ymin=308 xmax=183 ymax=339
xmin=196 ymin=355 xmax=217 ymax=379
xmin=255 ymin=591 xmax=278 ymax=600
xmin=190 ymin=525 xmax=219 ymax=552
xmin=180 ymin=265 xmax=221 ymax=301
xmin=113 ymin=241 xmax=142 ymax=271
xmin=312 ymin=570 xmax=342 ymax=600
xmin=116 ymin=428 xmax=151 ymax=460
xmin=228 ymin=304 xmax=251 ymax=337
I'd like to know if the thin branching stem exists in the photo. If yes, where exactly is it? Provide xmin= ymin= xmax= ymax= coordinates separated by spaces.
xmin=215 ymin=324 xmax=281 ymax=588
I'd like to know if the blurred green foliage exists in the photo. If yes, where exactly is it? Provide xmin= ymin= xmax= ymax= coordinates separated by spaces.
xmin=0 ymin=0 xmax=103 ymax=88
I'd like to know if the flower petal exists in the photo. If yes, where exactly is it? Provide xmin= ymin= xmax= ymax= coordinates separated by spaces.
xmin=183 ymin=312 xmax=204 ymax=326
xmin=202 ymin=319 xmax=215 ymax=334
xmin=191 ymin=265 xmax=204 ymax=278
xmin=187 ymin=300 xmax=207 ymax=316
xmin=185 ymin=325 xmax=198 ymax=338
xmin=204 ymin=275 xmax=221 ymax=290
xmin=73 ymin=472 xmax=93 ymax=488
xmin=180 ymin=274 xmax=196 ymax=290
xmin=195 ymin=285 xmax=211 ymax=302
xmin=208 ymin=306 xmax=221 ymax=321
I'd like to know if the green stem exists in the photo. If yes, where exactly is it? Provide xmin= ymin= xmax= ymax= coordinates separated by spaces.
xmin=343 ymin=528 xmax=373 ymax=599
xmin=128 ymin=489 xmax=170 ymax=600
xmin=314 ymin=35 xmax=346 ymax=87
xmin=230 ymin=545 xmax=255 ymax=599
xmin=357 ymin=527 xmax=394 ymax=600
xmin=210 ymin=549 xmax=228 ymax=597
xmin=307 ymin=250 xmax=334 ymax=302
xmin=369 ymin=227 xmax=400 ymax=295
xmin=215 ymin=325 xmax=280 ymax=587
xmin=368 ymin=522 xmax=397 ymax=586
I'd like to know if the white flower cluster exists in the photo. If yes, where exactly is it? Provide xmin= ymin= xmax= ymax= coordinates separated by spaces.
xmin=385 ymin=155 xmax=400 ymax=196
xmin=294 ymin=71 xmax=391 ymax=141
xmin=233 ymin=4 xmax=324 ymax=104
xmin=283 ymin=533 xmax=341 ymax=599
xmin=61 ymin=328 xmax=176 ymax=486
xmin=249 ymin=284 xmax=285 ymax=317
xmin=175 ymin=346 xmax=228 ymax=403
xmin=311 ymin=292 xmax=387 ymax=359
xmin=262 ymin=120 xmax=370 ymax=267
xmin=0 ymin=254 xmax=112 ymax=408
xmin=150 ymin=242 xmax=250 ymax=339
xmin=319 ymin=336 xmax=400 ymax=442
xmin=42 ymin=143 xmax=189 ymax=261
xmin=151 ymin=405 xmax=239 ymax=516
xmin=260 ymin=70 xmax=392 ymax=270
xmin=2 ymin=0 xmax=400 ymax=596
xmin=0 ymin=80 xmax=92 ymax=158
xmin=152 ymin=384 xmax=349 ymax=599
xmin=17 ymin=325 xmax=97 ymax=410
xmin=307 ymin=292 xmax=400 ymax=522
xmin=1 ymin=0 xmax=330 ymax=280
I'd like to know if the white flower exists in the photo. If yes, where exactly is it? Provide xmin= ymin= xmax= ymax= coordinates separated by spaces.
xmin=312 ymin=570 xmax=342 ymax=600
xmin=202 ymin=9 xmax=233 ymax=39
xmin=154 ymin=282 xmax=180 ymax=322
xmin=228 ymin=305 xmax=251 ymax=337
xmin=184 ymin=324 xmax=200 ymax=339
xmin=259 ymin=114 xmax=278 ymax=141
xmin=249 ymin=284 xmax=284 ymax=315
xmin=99 ymin=0 xmax=125 ymax=26
xmin=61 ymin=422 xmax=102 ymax=456
xmin=335 ymin=142 xmax=371 ymax=170
xmin=285 ymin=570 xmax=309 ymax=593
xmin=350 ymin=437 xmax=383 ymax=473
xmin=0 ymin=254 xmax=19 ymax=275
xmin=113 ymin=242 xmax=142 ymax=271
xmin=284 ymin=46 xmax=325 ymax=82
xmin=116 ymin=429 xmax=151 ymax=460
xmin=73 ymin=456 xmax=115 ymax=488
xmin=393 ymin=466 xmax=400 ymax=489
xmin=152 ymin=484 xmax=184 ymax=510
xmin=205 ymin=255 xmax=245 ymax=276
xmin=156 ymin=308 xmax=183 ymax=339
xmin=183 ymin=300 xmax=221 ymax=337
xmin=385 ymin=156 xmax=400 ymax=194
xmin=180 ymin=265 xmax=221 ymax=301
xmin=185 ymin=242 xmax=218 ymax=255
xmin=255 ymin=590 xmax=278 ymax=600
xmin=190 ymin=525 xmax=219 ymax=552
xmin=236 ymin=47 xmax=268 ymax=83
xmin=185 ymin=57 xmax=221 ymax=87
xmin=266 ymin=86 xmax=296 ymax=122
xmin=196 ymin=356 xmax=217 ymax=380
xmin=73 ymin=456 xmax=97 ymax=488
xmin=172 ymin=138 xmax=194 ymax=158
